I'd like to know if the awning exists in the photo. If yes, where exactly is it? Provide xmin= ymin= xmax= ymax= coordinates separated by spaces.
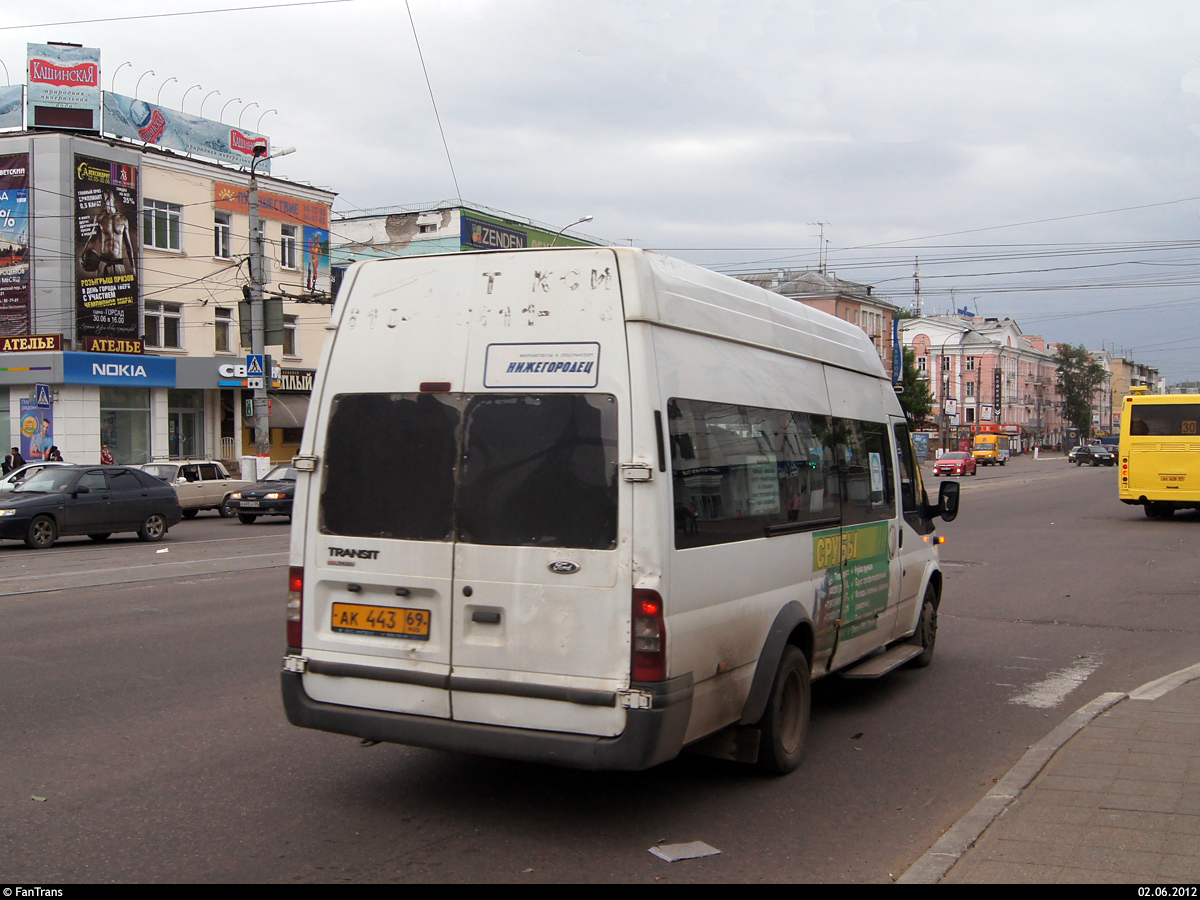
xmin=269 ymin=393 xmax=309 ymax=428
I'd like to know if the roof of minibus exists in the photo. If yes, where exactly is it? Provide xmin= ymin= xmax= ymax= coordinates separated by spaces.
xmin=618 ymin=248 xmax=889 ymax=380
xmin=1125 ymin=393 xmax=1200 ymax=403
xmin=340 ymin=247 xmax=890 ymax=380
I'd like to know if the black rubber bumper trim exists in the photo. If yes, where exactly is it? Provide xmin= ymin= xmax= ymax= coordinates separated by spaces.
xmin=281 ymin=670 xmax=693 ymax=770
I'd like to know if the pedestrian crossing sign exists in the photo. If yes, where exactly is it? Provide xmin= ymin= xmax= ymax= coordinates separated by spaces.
xmin=246 ymin=355 xmax=265 ymax=377
xmin=34 ymin=384 xmax=51 ymax=408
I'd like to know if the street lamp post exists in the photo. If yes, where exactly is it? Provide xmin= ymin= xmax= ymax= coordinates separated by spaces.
xmin=248 ymin=142 xmax=296 ymax=470
xmin=550 ymin=215 xmax=593 ymax=246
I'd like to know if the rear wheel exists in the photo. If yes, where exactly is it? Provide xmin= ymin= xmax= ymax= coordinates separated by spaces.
xmin=25 ymin=515 xmax=57 ymax=550
xmin=137 ymin=514 xmax=167 ymax=542
xmin=238 ymin=513 xmax=258 ymax=524
xmin=756 ymin=646 xmax=810 ymax=775
xmin=181 ymin=509 xmax=198 ymax=519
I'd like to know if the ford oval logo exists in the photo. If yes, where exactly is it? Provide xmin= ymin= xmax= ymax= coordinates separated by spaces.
xmin=548 ymin=560 xmax=580 ymax=575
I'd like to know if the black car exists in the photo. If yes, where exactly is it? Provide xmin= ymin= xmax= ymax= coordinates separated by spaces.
xmin=0 ymin=465 xmax=183 ymax=549
xmin=1075 ymin=444 xmax=1116 ymax=467
xmin=226 ymin=465 xmax=296 ymax=524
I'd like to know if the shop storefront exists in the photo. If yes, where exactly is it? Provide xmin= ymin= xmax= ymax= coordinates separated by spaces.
xmin=1 ymin=350 xmax=312 ymax=467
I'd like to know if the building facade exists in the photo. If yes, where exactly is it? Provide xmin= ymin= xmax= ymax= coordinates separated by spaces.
xmin=0 ymin=118 xmax=334 ymax=469
xmin=900 ymin=315 xmax=1064 ymax=452
xmin=331 ymin=202 xmax=602 ymax=277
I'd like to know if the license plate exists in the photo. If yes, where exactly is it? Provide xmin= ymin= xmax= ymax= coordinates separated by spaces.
xmin=331 ymin=602 xmax=430 ymax=640
xmin=1161 ymin=474 xmax=1185 ymax=483
xmin=241 ymin=500 xmax=261 ymax=507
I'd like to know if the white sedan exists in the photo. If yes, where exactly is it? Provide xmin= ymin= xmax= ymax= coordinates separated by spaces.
xmin=0 ymin=461 xmax=75 ymax=493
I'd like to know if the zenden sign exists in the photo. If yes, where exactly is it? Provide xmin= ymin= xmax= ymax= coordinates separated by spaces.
xmin=63 ymin=352 xmax=175 ymax=387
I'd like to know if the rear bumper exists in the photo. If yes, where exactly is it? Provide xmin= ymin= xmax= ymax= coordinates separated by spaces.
xmin=280 ymin=669 xmax=693 ymax=771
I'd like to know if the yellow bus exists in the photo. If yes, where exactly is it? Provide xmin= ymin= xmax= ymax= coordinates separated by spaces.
xmin=1118 ymin=389 xmax=1200 ymax=518
xmin=971 ymin=433 xmax=1010 ymax=466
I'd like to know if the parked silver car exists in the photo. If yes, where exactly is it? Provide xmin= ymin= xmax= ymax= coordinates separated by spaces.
xmin=138 ymin=460 xmax=251 ymax=518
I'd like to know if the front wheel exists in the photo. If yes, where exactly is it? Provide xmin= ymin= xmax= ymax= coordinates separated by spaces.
xmin=756 ymin=646 xmax=810 ymax=776
xmin=908 ymin=588 xmax=938 ymax=668
xmin=218 ymin=499 xmax=234 ymax=518
xmin=25 ymin=515 xmax=57 ymax=550
xmin=238 ymin=513 xmax=258 ymax=525
xmin=138 ymin=514 xmax=167 ymax=542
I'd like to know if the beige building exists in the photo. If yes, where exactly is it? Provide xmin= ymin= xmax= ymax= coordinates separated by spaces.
xmin=0 ymin=129 xmax=335 ymax=468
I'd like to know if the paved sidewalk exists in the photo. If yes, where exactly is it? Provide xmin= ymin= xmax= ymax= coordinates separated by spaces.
xmin=900 ymin=664 xmax=1200 ymax=884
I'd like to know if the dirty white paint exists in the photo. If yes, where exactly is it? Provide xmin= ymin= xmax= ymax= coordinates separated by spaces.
xmin=1008 ymin=654 xmax=1102 ymax=709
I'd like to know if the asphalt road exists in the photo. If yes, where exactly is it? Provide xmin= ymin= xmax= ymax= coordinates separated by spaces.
xmin=2 ymin=456 xmax=1197 ymax=883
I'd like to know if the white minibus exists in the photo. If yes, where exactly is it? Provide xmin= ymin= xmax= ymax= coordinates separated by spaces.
xmin=282 ymin=248 xmax=959 ymax=773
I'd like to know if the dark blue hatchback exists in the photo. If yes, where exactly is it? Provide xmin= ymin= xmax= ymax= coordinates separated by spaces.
xmin=0 ymin=465 xmax=183 ymax=549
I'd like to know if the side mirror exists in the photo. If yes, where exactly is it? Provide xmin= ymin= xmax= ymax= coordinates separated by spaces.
xmin=74 ymin=485 xmax=90 ymax=495
xmin=937 ymin=481 xmax=960 ymax=523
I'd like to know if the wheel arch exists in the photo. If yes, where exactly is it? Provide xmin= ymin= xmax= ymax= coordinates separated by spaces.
xmin=738 ymin=601 xmax=813 ymax=726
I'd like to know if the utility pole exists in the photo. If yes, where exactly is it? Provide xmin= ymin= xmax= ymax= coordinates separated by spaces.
xmin=913 ymin=256 xmax=921 ymax=316
xmin=248 ymin=142 xmax=295 ymax=476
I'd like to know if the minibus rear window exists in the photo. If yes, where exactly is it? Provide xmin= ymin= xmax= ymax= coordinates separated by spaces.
xmin=320 ymin=392 xmax=460 ymax=541
xmin=319 ymin=392 xmax=618 ymax=550
xmin=1129 ymin=405 xmax=1200 ymax=436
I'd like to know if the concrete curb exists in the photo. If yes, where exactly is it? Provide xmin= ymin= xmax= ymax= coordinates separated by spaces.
xmin=896 ymin=691 xmax=1125 ymax=884
xmin=898 ymin=660 xmax=1200 ymax=884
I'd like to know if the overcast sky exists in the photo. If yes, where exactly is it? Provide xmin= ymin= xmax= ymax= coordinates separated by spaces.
xmin=4 ymin=0 xmax=1200 ymax=380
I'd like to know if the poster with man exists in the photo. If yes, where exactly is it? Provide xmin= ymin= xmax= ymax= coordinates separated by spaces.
xmin=75 ymin=155 xmax=139 ymax=340
xmin=0 ymin=153 xmax=30 ymax=335
xmin=19 ymin=399 xmax=53 ymax=461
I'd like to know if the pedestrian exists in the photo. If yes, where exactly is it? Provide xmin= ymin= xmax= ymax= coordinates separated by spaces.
xmin=100 ymin=444 xmax=114 ymax=465
xmin=46 ymin=446 xmax=64 ymax=462
xmin=2 ymin=454 xmax=11 ymax=475
xmin=10 ymin=447 xmax=25 ymax=470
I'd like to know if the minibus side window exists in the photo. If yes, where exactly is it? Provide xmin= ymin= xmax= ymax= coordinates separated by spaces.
xmin=835 ymin=419 xmax=896 ymax=527
xmin=670 ymin=398 xmax=841 ymax=548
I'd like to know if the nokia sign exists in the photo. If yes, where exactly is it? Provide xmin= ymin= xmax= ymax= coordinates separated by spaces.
xmin=63 ymin=352 xmax=175 ymax=386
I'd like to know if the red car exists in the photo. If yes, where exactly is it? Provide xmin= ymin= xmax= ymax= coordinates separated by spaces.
xmin=934 ymin=451 xmax=977 ymax=477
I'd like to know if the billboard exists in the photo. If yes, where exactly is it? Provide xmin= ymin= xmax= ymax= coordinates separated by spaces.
xmin=303 ymin=226 xmax=329 ymax=291
xmin=103 ymin=93 xmax=271 ymax=172
xmin=74 ymin=154 xmax=140 ymax=340
xmin=213 ymin=182 xmax=329 ymax=228
xmin=19 ymin=399 xmax=54 ymax=461
xmin=0 ymin=153 xmax=30 ymax=335
xmin=0 ymin=85 xmax=23 ymax=130
xmin=27 ymin=43 xmax=101 ymax=131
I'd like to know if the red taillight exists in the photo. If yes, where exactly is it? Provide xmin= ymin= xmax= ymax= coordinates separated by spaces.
xmin=631 ymin=588 xmax=666 ymax=682
xmin=287 ymin=565 xmax=303 ymax=649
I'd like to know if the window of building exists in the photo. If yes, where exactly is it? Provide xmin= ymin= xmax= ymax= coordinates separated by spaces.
xmin=214 ymin=212 xmax=232 ymax=258
xmin=283 ymin=314 xmax=298 ymax=356
xmin=100 ymin=387 xmax=151 ymax=465
xmin=965 ymin=381 xmax=976 ymax=398
xmin=143 ymin=199 xmax=182 ymax=251
xmin=418 ymin=223 xmax=437 ymax=234
xmin=144 ymin=301 xmax=182 ymax=349
xmin=280 ymin=225 xmax=297 ymax=270
xmin=917 ymin=355 xmax=927 ymax=372
xmin=966 ymin=357 xmax=976 ymax=371
xmin=215 ymin=307 xmax=233 ymax=353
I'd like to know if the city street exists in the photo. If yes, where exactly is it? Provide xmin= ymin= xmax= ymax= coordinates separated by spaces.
xmin=2 ymin=455 xmax=1198 ymax=883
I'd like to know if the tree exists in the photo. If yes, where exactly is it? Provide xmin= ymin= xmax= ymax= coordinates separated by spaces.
xmin=898 ymin=346 xmax=934 ymax=425
xmin=1055 ymin=343 xmax=1107 ymax=438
